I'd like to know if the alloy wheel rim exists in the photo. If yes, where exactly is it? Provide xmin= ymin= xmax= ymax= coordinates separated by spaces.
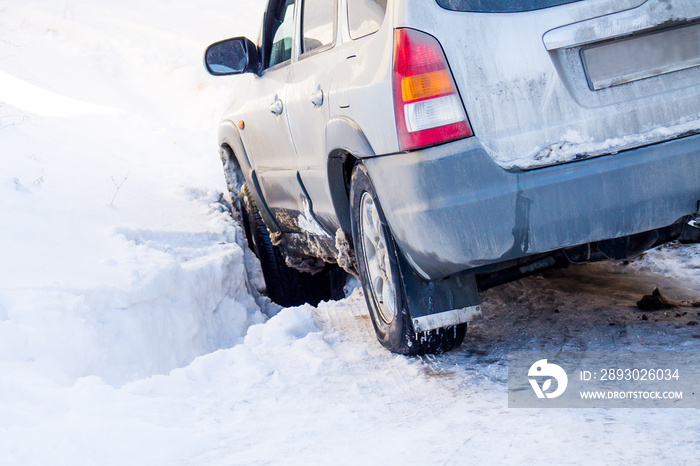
xmin=359 ymin=192 xmax=397 ymax=325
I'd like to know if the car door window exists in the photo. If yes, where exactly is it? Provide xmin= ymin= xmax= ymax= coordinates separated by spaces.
xmin=269 ymin=0 xmax=295 ymax=68
xmin=347 ymin=0 xmax=386 ymax=39
xmin=301 ymin=0 xmax=336 ymax=54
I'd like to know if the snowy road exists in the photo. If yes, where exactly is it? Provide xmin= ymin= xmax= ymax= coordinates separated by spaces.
xmin=2 ymin=1 xmax=700 ymax=464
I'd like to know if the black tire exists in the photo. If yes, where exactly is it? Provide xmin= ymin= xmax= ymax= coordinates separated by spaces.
xmin=239 ymin=184 xmax=340 ymax=307
xmin=349 ymin=164 xmax=466 ymax=355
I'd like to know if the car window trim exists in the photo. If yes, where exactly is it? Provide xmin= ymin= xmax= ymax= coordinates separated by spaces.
xmin=263 ymin=0 xmax=296 ymax=71
xmin=346 ymin=0 xmax=386 ymax=41
xmin=298 ymin=0 xmax=338 ymax=60
xmin=263 ymin=57 xmax=292 ymax=74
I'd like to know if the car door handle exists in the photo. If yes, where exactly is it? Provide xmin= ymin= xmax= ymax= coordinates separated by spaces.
xmin=270 ymin=98 xmax=283 ymax=115
xmin=311 ymin=88 xmax=324 ymax=108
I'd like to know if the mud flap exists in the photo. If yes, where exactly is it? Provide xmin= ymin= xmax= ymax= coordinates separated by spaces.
xmin=395 ymin=247 xmax=481 ymax=333
xmin=679 ymin=219 xmax=700 ymax=244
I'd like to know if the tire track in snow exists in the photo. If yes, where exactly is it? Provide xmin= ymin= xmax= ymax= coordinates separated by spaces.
xmin=313 ymin=291 xmax=417 ymax=409
xmin=428 ymin=250 xmax=700 ymax=390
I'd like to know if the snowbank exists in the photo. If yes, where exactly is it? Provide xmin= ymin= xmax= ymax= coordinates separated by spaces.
xmin=2 ymin=0 xmax=699 ymax=464
xmin=0 ymin=0 xmax=268 ymax=388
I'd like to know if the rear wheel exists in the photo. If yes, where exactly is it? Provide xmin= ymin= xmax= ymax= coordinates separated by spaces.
xmin=239 ymin=184 xmax=339 ymax=307
xmin=349 ymin=164 xmax=466 ymax=355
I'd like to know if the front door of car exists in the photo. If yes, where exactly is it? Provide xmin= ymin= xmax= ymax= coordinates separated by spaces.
xmin=245 ymin=0 xmax=306 ymax=232
xmin=285 ymin=0 xmax=339 ymax=233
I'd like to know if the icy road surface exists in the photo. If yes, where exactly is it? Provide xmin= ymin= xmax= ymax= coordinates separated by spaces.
xmin=1 ymin=0 xmax=699 ymax=464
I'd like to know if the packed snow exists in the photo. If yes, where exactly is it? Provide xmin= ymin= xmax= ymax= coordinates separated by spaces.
xmin=1 ymin=1 xmax=700 ymax=464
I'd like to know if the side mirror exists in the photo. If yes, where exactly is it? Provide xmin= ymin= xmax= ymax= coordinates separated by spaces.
xmin=204 ymin=37 xmax=260 ymax=76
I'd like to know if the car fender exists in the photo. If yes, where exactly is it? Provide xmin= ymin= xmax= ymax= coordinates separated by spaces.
xmin=326 ymin=116 xmax=376 ymax=234
xmin=326 ymin=116 xmax=375 ymax=159
xmin=219 ymin=119 xmax=281 ymax=234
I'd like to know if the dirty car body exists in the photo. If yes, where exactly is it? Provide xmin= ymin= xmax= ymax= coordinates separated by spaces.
xmin=205 ymin=0 xmax=700 ymax=354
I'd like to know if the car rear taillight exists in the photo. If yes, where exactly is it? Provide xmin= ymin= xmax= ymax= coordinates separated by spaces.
xmin=392 ymin=28 xmax=473 ymax=152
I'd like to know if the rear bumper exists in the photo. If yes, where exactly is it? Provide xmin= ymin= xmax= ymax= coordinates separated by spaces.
xmin=364 ymin=134 xmax=700 ymax=280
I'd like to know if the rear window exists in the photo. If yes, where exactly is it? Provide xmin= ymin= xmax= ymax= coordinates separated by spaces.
xmin=436 ymin=0 xmax=582 ymax=13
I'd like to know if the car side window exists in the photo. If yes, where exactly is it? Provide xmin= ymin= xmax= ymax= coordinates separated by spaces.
xmin=269 ymin=0 xmax=295 ymax=68
xmin=301 ymin=0 xmax=336 ymax=54
xmin=347 ymin=0 xmax=386 ymax=40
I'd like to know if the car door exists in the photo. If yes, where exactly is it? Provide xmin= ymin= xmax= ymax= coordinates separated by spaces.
xmin=245 ymin=0 xmax=307 ymax=232
xmin=285 ymin=0 xmax=339 ymax=233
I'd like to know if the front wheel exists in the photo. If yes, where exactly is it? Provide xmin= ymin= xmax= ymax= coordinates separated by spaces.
xmin=349 ymin=164 xmax=465 ymax=355
xmin=239 ymin=184 xmax=339 ymax=307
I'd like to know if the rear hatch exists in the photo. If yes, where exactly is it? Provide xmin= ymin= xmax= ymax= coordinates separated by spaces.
xmin=430 ymin=0 xmax=700 ymax=170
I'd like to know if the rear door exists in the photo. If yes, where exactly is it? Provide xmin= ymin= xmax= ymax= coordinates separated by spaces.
xmin=285 ymin=0 xmax=339 ymax=232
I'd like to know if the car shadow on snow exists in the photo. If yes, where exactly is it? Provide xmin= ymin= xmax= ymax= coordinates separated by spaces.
xmin=426 ymin=253 xmax=700 ymax=384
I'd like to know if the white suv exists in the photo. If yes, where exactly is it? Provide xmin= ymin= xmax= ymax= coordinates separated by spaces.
xmin=205 ymin=0 xmax=700 ymax=354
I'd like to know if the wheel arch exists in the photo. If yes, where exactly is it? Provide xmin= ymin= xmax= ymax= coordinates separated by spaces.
xmin=326 ymin=116 xmax=375 ymax=236
xmin=218 ymin=119 xmax=281 ymax=234
xmin=218 ymin=119 xmax=253 ymax=179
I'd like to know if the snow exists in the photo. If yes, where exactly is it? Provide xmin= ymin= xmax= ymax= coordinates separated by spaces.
xmin=526 ymin=118 xmax=700 ymax=169
xmin=1 ymin=1 xmax=700 ymax=464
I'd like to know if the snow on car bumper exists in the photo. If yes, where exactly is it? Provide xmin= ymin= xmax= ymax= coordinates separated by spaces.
xmin=364 ymin=134 xmax=700 ymax=281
